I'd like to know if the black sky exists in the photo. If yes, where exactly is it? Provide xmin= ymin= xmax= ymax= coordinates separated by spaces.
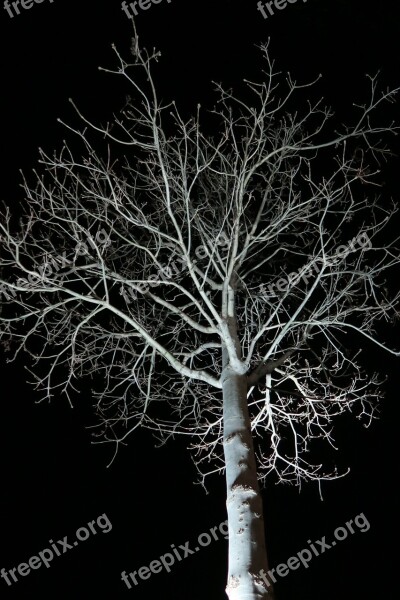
xmin=1 ymin=1 xmax=399 ymax=599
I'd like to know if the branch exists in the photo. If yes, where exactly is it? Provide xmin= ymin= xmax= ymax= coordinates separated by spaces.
xmin=247 ymin=349 xmax=295 ymax=387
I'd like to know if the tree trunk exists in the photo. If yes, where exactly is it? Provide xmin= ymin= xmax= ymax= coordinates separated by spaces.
xmin=222 ymin=364 xmax=275 ymax=600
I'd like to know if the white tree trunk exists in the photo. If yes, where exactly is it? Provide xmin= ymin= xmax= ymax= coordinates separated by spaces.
xmin=222 ymin=364 xmax=275 ymax=600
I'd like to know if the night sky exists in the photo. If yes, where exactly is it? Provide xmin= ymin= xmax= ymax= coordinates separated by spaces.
xmin=1 ymin=1 xmax=399 ymax=598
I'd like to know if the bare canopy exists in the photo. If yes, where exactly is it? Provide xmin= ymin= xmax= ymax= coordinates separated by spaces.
xmin=1 ymin=34 xmax=399 ymax=483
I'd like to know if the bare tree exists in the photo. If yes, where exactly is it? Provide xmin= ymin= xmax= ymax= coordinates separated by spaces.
xmin=1 ymin=28 xmax=399 ymax=600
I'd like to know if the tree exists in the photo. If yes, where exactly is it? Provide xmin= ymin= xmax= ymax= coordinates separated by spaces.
xmin=0 ymin=26 xmax=399 ymax=600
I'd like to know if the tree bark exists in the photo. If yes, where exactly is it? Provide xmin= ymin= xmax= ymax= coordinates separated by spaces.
xmin=222 ymin=363 xmax=275 ymax=600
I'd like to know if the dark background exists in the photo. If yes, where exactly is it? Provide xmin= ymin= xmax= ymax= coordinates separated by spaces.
xmin=1 ymin=1 xmax=399 ymax=598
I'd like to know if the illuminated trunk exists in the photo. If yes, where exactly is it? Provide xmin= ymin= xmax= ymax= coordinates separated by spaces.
xmin=222 ymin=364 xmax=275 ymax=600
